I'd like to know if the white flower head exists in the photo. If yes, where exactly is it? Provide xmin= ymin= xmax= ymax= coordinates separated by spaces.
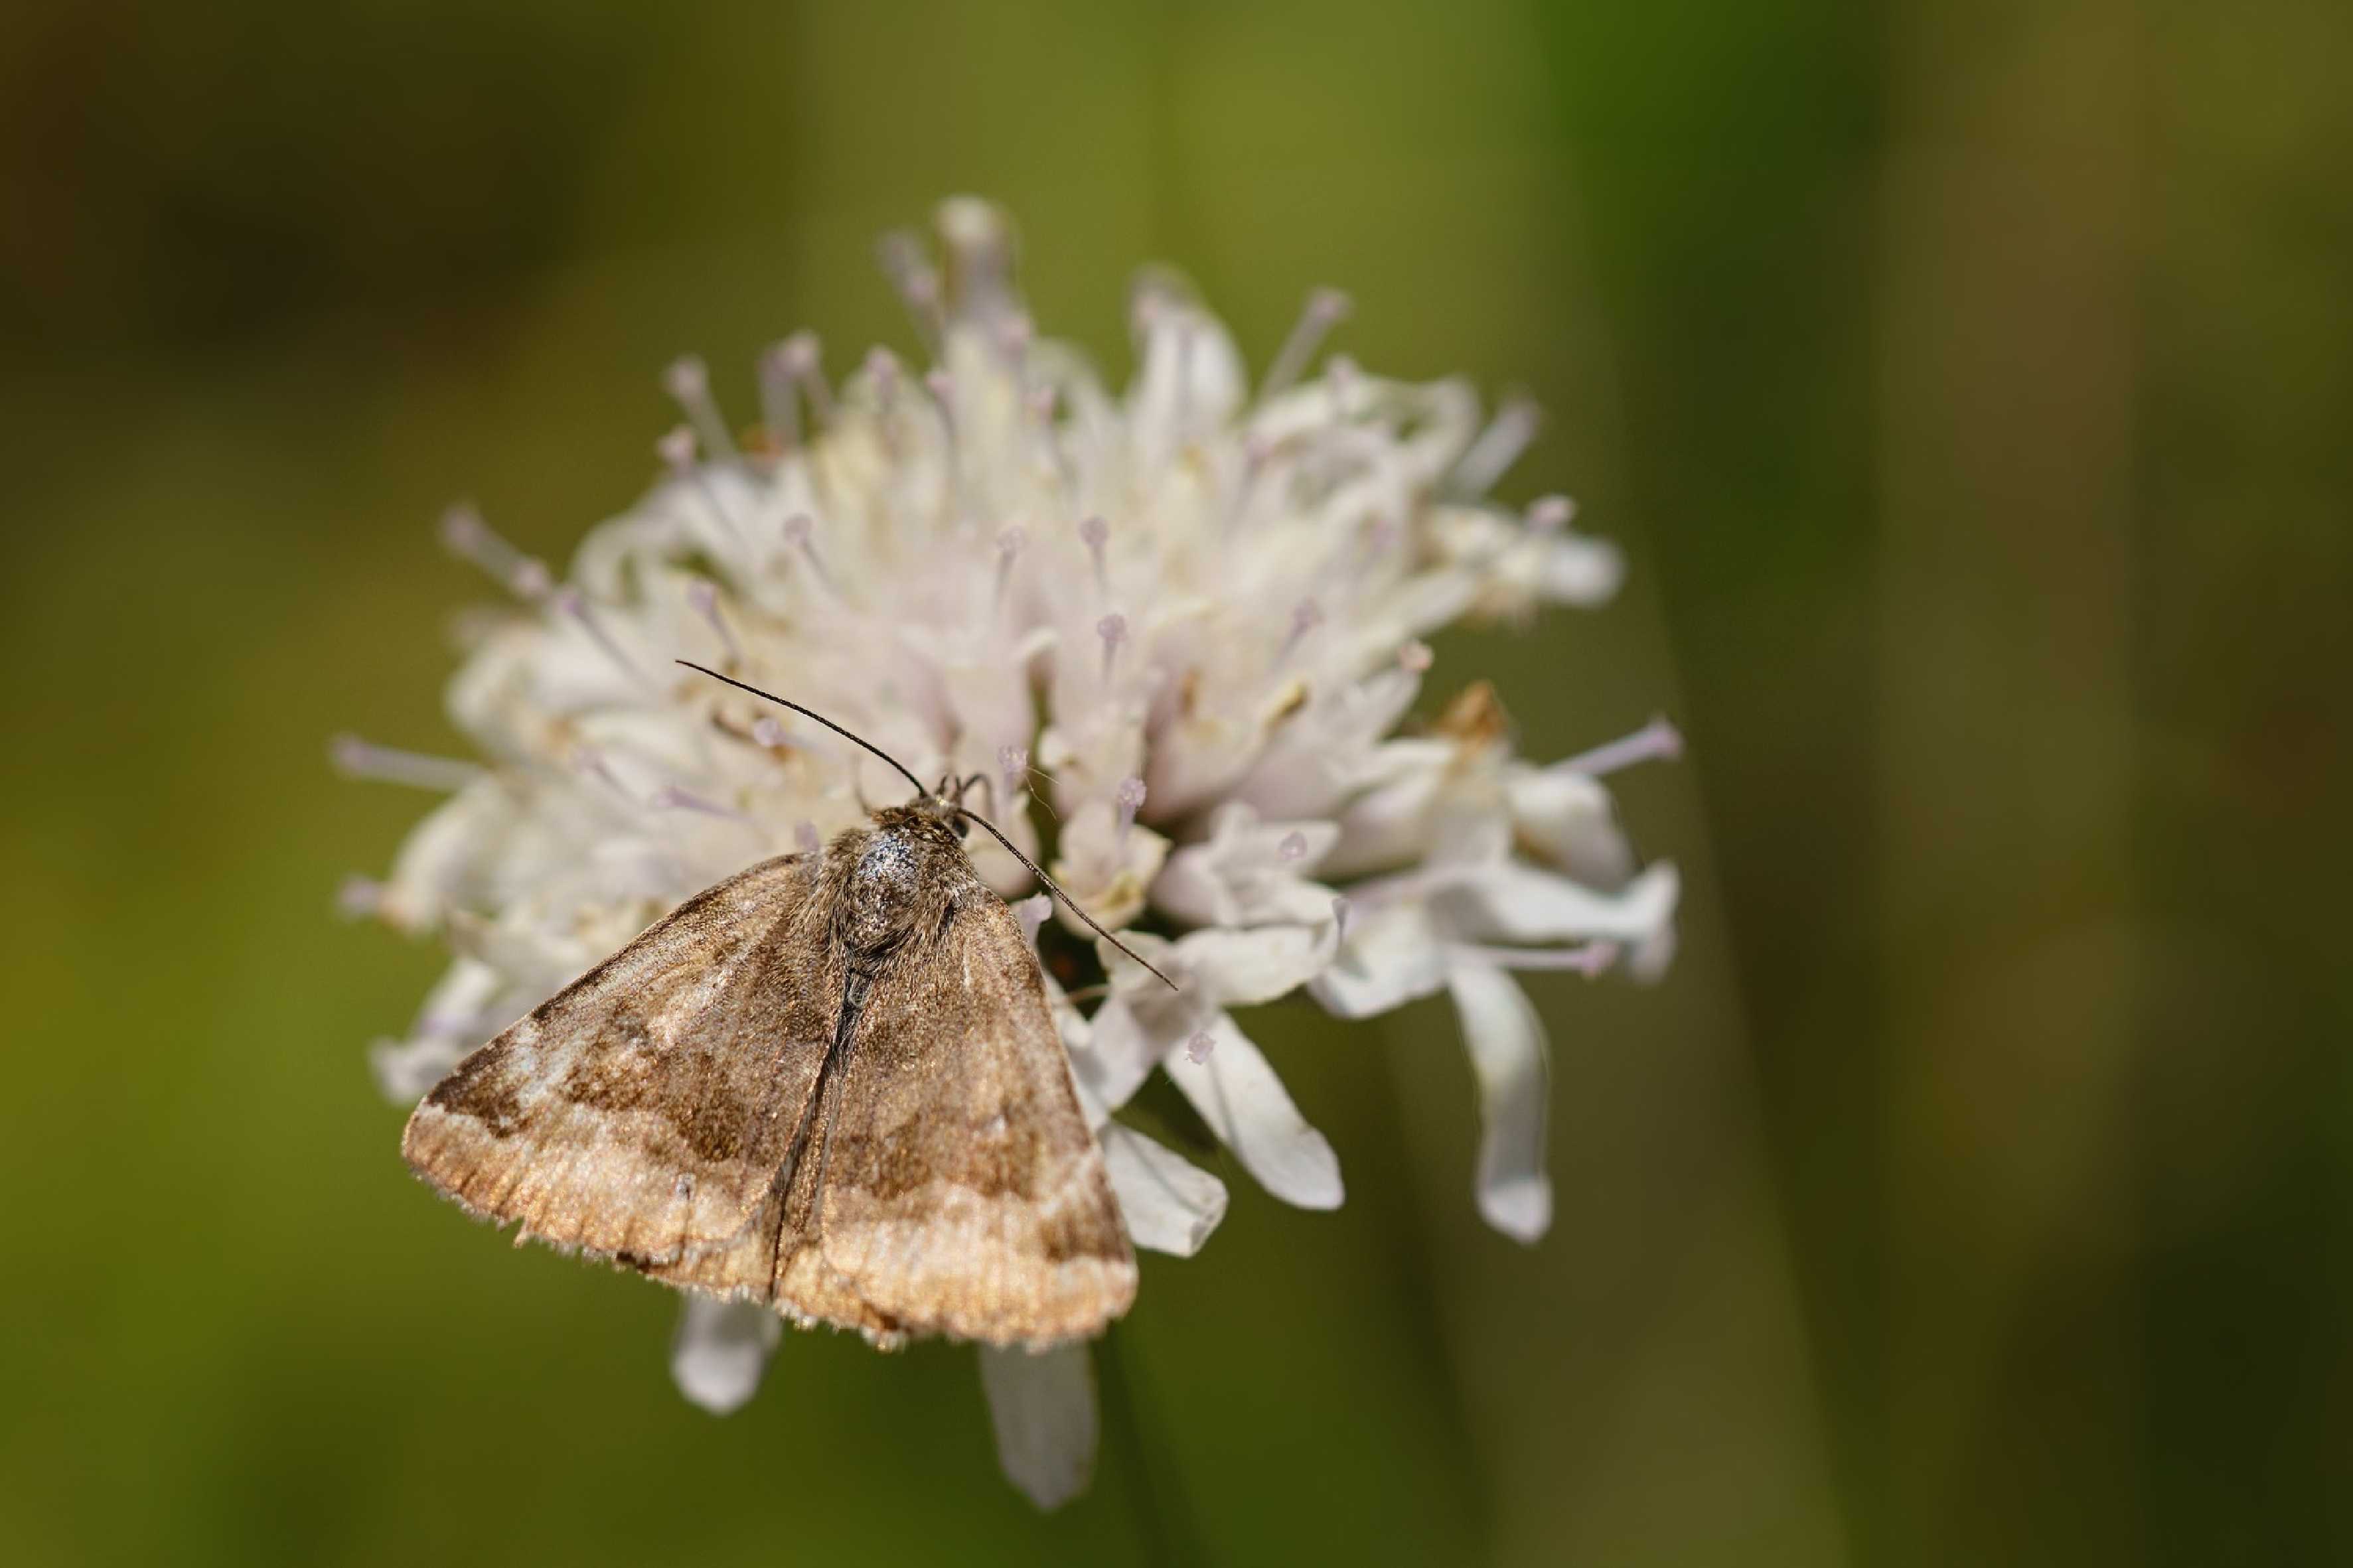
xmin=343 ymin=199 xmax=1682 ymax=1506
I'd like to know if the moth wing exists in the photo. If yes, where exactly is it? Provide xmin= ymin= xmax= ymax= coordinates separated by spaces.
xmin=798 ymin=888 xmax=1138 ymax=1346
xmin=402 ymin=853 xmax=838 ymax=1267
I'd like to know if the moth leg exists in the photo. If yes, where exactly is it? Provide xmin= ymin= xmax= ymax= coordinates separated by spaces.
xmin=955 ymin=771 xmax=998 ymax=820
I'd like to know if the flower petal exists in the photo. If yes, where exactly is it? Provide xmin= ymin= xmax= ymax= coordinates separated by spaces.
xmin=978 ymin=1342 xmax=1099 ymax=1510
xmin=1049 ymin=798 xmax=1169 ymax=935
xmin=1450 ymin=859 xmax=1679 ymax=946
xmin=1170 ymin=922 xmax=1337 ymax=1010
xmin=1166 ymin=1013 xmax=1343 ymax=1209
xmin=1445 ymin=961 xmax=1553 ymax=1243
xmin=1505 ymin=764 xmax=1635 ymax=889
xmin=1310 ymin=902 xmax=1451 ymax=1018
xmin=1531 ymin=531 xmax=1624 ymax=606
xmin=1100 ymin=1123 xmax=1229 ymax=1256
xmin=1069 ymin=997 xmax=1167 ymax=1116
xmin=670 ymin=1295 xmax=782 ymax=1415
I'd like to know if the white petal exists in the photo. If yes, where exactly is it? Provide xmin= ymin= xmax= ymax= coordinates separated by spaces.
xmin=978 ymin=1342 xmax=1099 ymax=1510
xmin=1171 ymin=923 xmax=1336 ymax=1010
xmin=376 ymin=776 xmax=521 ymax=932
xmin=1101 ymin=1124 xmax=1229 ymax=1255
xmin=1628 ymin=912 xmax=1678 ymax=982
xmin=1151 ymin=802 xmax=1343 ymax=928
xmin=1533 ymin=532 xmax=1624 ymax=605
xmin=1446 ymin=962 xmax=1553 ymax=1243
xmin=369 ymin=1034 xmax=469 ymax=1104
xmin=1048 ymin=798 xmax=1169 ymax=936
xmin=1309 ymin=903 xmax=1451 ymax=1017
xmin=1505 ymin=764 xmax=1635 ymax=889
xmin=670 ymin=1296 xmax=781 ymax=1415
xmin=1069 ymin=998 xmax=1167 ymax=1115
xmin=1450 ymin=859 xmax=1680 ymax=945
xmin=1320 ymin=745 xmax=1451 ymax=879
xmin=1146 ymin=840 xmax=1232 ymax=928
xmin=1166 ymin=1014 xmax=1343 ymax=1209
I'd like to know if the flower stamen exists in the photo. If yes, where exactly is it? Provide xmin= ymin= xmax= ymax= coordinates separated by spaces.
xmin=439 ymin=503 xmax=550 ymax=601
xmin=554 ymin=589 xmax=647 ymax=683
xmin=757 ymin=340 xmax=804 ymax=453
xmin=1096 ymin=613 xmax=1128 ymax=685
xmin=781 ymin=514 xmax=838 ymax=597
xmin=1526 ymin=495 xmax=1576 ymax=534
xmin=1452 ymin=396 xmax=1540 ymax=496
xmin=876 ymin=230 xmax=946 ymax=354
xmin=1259 ymin=287 xmax=1352 ymax=405
xmin=776 ymin=332 xmax=834 ymax=429
xmin=1449 ymin=940 xmax=1621 ymax=977
xmin=1079 ymin=516 xmax=1110 ymax=599
xmin=1114 ymin=776 xmax=1148 ymax=845
xmin=658 ymin=426 xmax=743 ymax=542
xmin=336 ymin=875 xmax=385 ymax=920
xmin=330 ymin=735 xmax=485 ymax=792
xmin=993 ymin=526 xmax=1028 ymax=616
xmin=663 ymin=355 xmax=737 ymax=464
xmin=998 ymin=745 xmax=1030 ymax=804
xmin=651 ymin=784 xmax=755 ymax=824
xmin=685 ymin=579 xmax=742 ymax=665
xmin=1555 ymin=716 xmax=1684 ymax=778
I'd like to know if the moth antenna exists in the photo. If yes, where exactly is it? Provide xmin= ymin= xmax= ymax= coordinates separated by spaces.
xmin=676 ymin=660 xmax=929 ymax=798
xmin=955 ymin=807 xmax=1181 ymax=993
xmin=677 ymin=660 xmax=1179 ymax=991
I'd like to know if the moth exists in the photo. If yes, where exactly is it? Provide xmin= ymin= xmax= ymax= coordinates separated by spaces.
xmin=402 ymin=661 xmax=1174 ymax=1349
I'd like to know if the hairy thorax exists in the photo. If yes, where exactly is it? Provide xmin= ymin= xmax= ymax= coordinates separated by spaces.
xmin=829 ymin=806 xmax=968 ymax=963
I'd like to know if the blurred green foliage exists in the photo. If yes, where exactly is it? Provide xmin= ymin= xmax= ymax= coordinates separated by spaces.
xmin=3 ymin=1 xmax=2347 ymax=1563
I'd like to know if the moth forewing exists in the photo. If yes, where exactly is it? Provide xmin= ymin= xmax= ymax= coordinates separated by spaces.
xmin=402 ymin=802 xmax=1136 ymax=1350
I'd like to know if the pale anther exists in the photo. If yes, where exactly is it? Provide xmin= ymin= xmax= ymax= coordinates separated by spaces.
xmin=655 ymin=425 xmax=698 ymax=473
xmin=1096 ymin=613 xmax=1128 ymax=683
xmin=1527 ymin=495 xmax=1576 ymax=533
xmin=1115 ymin=776 xmax=1148 ymax=843
xmin=336 ymin=875 xmax=384 ymax=920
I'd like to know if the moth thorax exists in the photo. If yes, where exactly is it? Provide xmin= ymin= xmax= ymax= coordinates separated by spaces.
xmin=838 ymin=819 xmax=953 ymax=954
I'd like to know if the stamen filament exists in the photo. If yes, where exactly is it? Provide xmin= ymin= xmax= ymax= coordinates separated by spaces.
xmin=1451 ymin=397 xmax=1540 ymax=496
xmin=1555 ymin=716 xmax=1684 ymax=778
xmin=330 ymin=735 xmax=485 ymax=792
xmin=685 ymin=579 xmax=743 ymax=664
xmin=1447 ymin=940 xmax=1620 ymax=976
xmin=662 ymin=355 xmax=738 ymax=464
xmin=1259 ymin=287 xmax=1351 ymax=404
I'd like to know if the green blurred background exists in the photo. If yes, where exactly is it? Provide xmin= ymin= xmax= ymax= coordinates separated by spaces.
xmin=4 ymin=1 xmax=2347 ymax=1563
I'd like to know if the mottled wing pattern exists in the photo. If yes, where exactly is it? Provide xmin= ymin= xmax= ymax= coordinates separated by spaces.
xmin=402 ymin=854 xmax=837 ymax=1268
xmin=803 ymin=884 xmax=1138 ymax=1346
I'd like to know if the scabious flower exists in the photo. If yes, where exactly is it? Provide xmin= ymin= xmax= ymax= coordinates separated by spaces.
xmin=341 ymin=198 xmax=1681 ymax=1508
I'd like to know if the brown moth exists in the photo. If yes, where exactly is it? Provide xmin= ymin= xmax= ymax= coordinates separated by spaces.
xmin=401 ymin=663 xmax=1172 ymax=1349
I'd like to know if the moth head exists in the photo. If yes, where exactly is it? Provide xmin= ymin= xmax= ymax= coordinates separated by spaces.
xmin=675 ymin=660 xmax=1179 ymax=991
xmin=915 ymin=776 xmax=970 ymax=838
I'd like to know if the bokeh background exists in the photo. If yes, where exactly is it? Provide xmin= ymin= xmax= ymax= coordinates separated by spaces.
xmin=5 ymin=1 xmax=2348 ymax=1563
